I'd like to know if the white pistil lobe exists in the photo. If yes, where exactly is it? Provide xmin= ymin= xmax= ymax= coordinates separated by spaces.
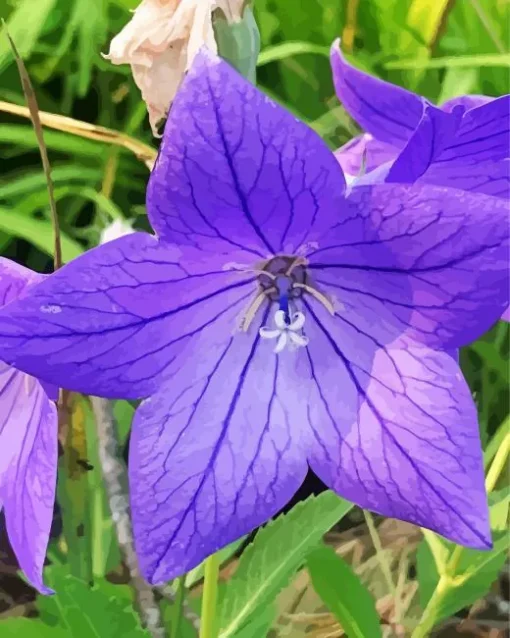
xmin=259 ymin=310 xmax=309 ymax=353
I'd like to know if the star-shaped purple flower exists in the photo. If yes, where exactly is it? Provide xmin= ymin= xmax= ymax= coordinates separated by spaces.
xmin=0 ymin=258 xmax=58 ymax=593
xmin=0 ymin=50 xmax=508 ymax=585
xmin=331 ymin=40 xmax=510 ymax=200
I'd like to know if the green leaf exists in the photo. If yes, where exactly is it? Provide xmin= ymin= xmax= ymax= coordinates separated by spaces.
xmin=0 ymin=165 xmax=101 ymax=200
xmin=485 ymin=417 xmax=510 ymax=469
xmin=258 ymin=41 xmax=330 ymax=66
xmin=0 ymin=125 xmax=101 ymax=157
xmin=0 ymin=206 xmax=83 ymax=261
xmin=218 ymin=491 xmax=353 ymax=638
xmin=0 ymin=0 xmax=57 ymax=72
xmin=231 ymin=604 xmax=276 ymax=638
xmin=437 ymin=67 xmax=479 ymax=103
xmin=76 ymin=396 xmax=120 ymax=578
xmin=385 ymin=53 xmax=510 ymax=69
xmin=38 ymin=567 xmax=149 ymax=637
xmin=488 ymin=487 xmax=510 ymax=531
xmin=113 ymin=399 xmax=135 ymax=447
xmin=0 ymin=618 xmax=68 ymax=637
xmin=417 ymin=530 xmax=510 ymax=623
xmin=416 ymin=540 xmax=438 ymax=611
xmin=307 ymin=545 xmax=382 ymax=638
xmin=403 ymin=0 xmax=453 ymax=47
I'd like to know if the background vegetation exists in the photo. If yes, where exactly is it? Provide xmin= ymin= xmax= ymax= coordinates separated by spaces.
xmin=0 ymin=0 xmax=508 ymax=636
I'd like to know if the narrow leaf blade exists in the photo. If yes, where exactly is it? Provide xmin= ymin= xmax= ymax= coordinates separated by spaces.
xmin=307 ymin=545 xmax=382 ymax=638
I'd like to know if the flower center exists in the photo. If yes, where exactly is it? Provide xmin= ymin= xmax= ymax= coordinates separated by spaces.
xmin=257 ymin=255 xmax=307 ymax=323
xmin=240 ymin=255 xmax=334 ymax=352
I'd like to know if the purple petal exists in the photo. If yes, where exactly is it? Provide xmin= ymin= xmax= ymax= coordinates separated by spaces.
xmin=0 ymin=364 xmax=57 ymax=592
xmin=0 ymin=260 xmax=60 ymax=402
xmin=441 ymin=95 xmax=494 ymax=113
xmin=148 ymin=48 xmax=346 ymax=257
xmin=0 ymin=257 xmax=44 ymax=306
xmin=330 ymin=40 xmax=425 ymax=146
xmin=306 ymin=184 xmax=509 ymax=349
xmin=334 ymin=134 xmax=400 ymax=178
xmin=0 ymin=233 xmax=257 ymax=399
xmin=387 ymin=98 xmax=510 ymax=198
xmin=129 ymin=305 xmax=308 ymax=583
xmin=299 ymin=301 xmax=490 ymax=548
xmin=501 ymin=307 xmax=510 ymax=322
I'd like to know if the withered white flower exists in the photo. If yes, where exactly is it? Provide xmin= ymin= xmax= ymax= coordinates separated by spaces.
xmin=105 ymin=0 xmax=246 ymax=135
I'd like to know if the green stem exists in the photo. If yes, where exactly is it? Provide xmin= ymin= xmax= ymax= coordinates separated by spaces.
xmin=485 ymin=431 xmax=510 ymax=493
xmin=200 ymin=553 xmax=221 ymax=638
xmin=411 ymin=575 xmax=451 ymax=638
xmin=170 ymin=575 xmax=187 ymax=638
xmin=412 ymin=430 xmax=510 ymax=637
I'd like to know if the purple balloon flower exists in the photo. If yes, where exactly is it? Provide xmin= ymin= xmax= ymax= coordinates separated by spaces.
xmin=331 ymin=40 xmax=510 ymax=200
xmin=0 ymin=258 xmax=58 ymax=593
xmin=0 ymin=50 xmax=508 ymax=585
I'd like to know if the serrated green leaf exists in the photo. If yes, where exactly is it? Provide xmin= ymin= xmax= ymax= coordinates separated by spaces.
xmin=307 ymin=545 xmax=382 ymax=638
xmin=218 ymin=491 xmax=353 ymax=638
xmin=38 ymin=567 xmax=149 ymax=637
xmin=0 ymin=206 xmax=83 ymax=261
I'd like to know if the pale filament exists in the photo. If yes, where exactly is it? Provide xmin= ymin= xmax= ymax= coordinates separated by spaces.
xmin=240 ymin=287 xmax=275 ymax=331
xmin=292 ymin=283 xmax=335 ymax=315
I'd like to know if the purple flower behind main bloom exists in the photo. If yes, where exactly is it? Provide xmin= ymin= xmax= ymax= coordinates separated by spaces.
xmin=0 ymin=259 xmax=58 ymax=593
xmin=0 ymin=50 xmax=508 ymax=585
xmin=331 ymin=40 xmax=510 ymax=201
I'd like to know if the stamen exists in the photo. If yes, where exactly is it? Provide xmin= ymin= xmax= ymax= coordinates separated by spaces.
xmin=293 ymin=283 xmax=335 ymax=315
xmin=284 ymin=256 xmax=308 ymax=276
xmin=241 ymin=287 xmax=276 ymax=332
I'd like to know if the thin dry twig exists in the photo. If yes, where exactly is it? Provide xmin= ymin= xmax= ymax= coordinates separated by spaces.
xmin=0 ymin=99 xmax=157 ymax=170
xmin=3 ymin=27 xmax=62 ymax=270
xmin=157 ymin=583 xmax=201 ymax=631
xmin=90 ymin=397 xmax=167 ymax=638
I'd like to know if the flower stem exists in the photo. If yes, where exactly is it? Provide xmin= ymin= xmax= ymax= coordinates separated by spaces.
xmin=200 ymin=553 xmax=221 ymax=638
xmin=412 ymin=430 xmax=510 ymax=637
xmin=410 ymin=574 xmax=451 ymax=638
xmin=170 ymin=575 xmax=187 ymax=638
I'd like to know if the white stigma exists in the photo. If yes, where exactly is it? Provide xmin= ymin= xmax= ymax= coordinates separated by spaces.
xmin=259 ymin=310 xmax=309 ymax=354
